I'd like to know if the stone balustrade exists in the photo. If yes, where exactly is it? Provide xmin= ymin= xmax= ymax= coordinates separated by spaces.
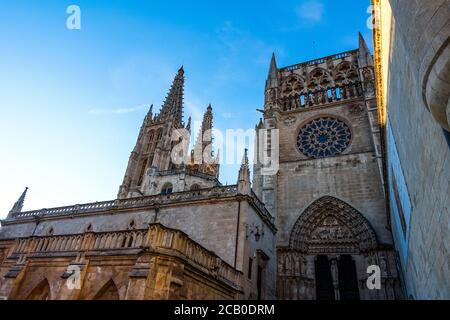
xmin=13 ymin=200 xmax=115 ymax=218
xmin=11 ymin=185 xmax=239 ymax=219
xmin=157 ymin=168 xmax=219 ymax=181
xmin=280 ymin=50 xmax=357 ymax=72
xmin=280 ymin=82 xmax=364 ymax=112
xmin=7 ymin=185 xmax=273 ymax=229
xmin=9 ymin=224 xmax=242 ymax=288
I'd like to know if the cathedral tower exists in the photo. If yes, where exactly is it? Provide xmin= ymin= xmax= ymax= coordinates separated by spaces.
xmin=118 ymin=67 xmax=220 ymax=199
xmin=253 ymin=35 xmax=402 ymax=300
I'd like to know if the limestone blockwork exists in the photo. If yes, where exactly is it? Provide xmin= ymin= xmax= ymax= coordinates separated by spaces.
xmin=277 ymin=197 xmax=402 ymax=300
xmin=0 ymin=224 xmax=243 ymax=300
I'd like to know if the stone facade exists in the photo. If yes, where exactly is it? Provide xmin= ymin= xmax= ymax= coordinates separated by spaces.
xmin=0 ymin=224 xmax=242 ymax=300
xmin=372 ymin=0 xmax=450 ymax=299
xmin=0 ymin=177 xmax=277 ymax=301
xmin=253 ymin=36 xmax=402 ymax=299
xmin=0 ymin=70 xmax=277 ymax=300
xmin=3 ymin=14 xmax=446 ymax=298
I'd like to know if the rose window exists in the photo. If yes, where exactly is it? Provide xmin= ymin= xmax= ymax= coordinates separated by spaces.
xmin=297 ymin=117 xmax=352 ymax=158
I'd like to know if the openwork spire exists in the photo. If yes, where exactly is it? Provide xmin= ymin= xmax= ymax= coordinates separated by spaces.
xmin=8 ymin=187 xmax=28 ymax=217
xmin=194 ymin=104 xmax=213 ymax=153
xmin=186 ymin=105 xmax=219 ymax=178
xmin=156 ymin=66 xmax=185 ymax=125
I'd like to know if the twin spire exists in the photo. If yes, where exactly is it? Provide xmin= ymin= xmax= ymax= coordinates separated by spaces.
xmin=152 ymin=67 xmax=219 ymax=177
xmin=157 ymin=67 xmax=216 ymax=161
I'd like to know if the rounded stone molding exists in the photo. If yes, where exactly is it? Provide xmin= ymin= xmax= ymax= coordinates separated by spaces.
xmin=447 ymin=98 xmax=450 ymax=132
xmin=296 ymin=116 xmax=352 ymax=159
xmin=423 ymin=37 xmax=450 ymax=131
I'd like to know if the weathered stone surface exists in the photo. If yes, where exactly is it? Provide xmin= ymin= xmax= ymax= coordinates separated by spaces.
xmin=373 ymin=0 xmax=450 ymax=299
xmin=0 ymin=188 xmax=276 ymax=300
xmin=253 ymin=39 xmax=402 ymax=300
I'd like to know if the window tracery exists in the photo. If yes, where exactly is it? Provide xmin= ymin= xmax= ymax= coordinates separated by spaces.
xmin=297 ymin=117 xmax=352 ymax=159
xmin=161 ymin=183 xmax=173 ymax=195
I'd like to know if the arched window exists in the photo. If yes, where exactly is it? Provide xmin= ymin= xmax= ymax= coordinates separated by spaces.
xmin=156 ymin=128 xmax=163 ymax=141
xmin=161 ymin=183 xmax=173 ymax=195
xmin=336 ymin=87 xmax=341 ymax=99
xmin=137 ymin=158 xmax=148 ymax=186
xmin=190 ymin=184 xmax=200 ymax=191
xmin=299 ymin=95 xmax=306 ymax=107
xmin=26 ymin=279 xmax=51 ymax=300
xmin=327 ymin=89 xmax=333 ymax=100
xmin=146 ymin=131 xmax=154 ymax=152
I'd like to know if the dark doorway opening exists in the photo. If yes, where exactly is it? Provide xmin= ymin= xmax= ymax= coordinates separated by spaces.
xmin=443 ymin=129 xmax=450 ymax=149
xmin=337 ymin=255 xmax=360 ymax=300
xmin=315 ymin=255 xmax=335 ymax=300
xmin=257 ymin=266 xmax=263 ymax=300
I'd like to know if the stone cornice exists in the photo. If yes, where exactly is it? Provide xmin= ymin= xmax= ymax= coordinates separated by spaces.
xmin=1 ymin=185 xmax=276 ymax=232
xmin=371 ymin=0 xmax=386 ymax=128
xmin=371 ymin=0 xmax=391 ymax=228
xmin=279 ymin=49 xmax=359 ymax=72
xmin=279 ymin=95 xmax=366 ymax=116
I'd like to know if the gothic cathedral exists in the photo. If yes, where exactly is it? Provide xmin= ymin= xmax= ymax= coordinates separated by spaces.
xmin=0 ymin=35 xmax=403 ymax=300
xmin=253 ymin=34 xmax=402 ymax=300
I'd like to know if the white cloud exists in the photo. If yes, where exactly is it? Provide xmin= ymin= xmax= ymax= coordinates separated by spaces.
xmin=296 ymin=1 xmax=324 ymax=24
xmin=88 ymin=104 xmax=148 ymax=115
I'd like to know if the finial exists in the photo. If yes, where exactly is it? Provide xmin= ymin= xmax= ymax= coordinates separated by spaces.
xmin=186 ymin=116 xmax=192 ymax=132
xmin=237 ymin=148 xmax=251 ymax=193
xmin=256 ymin=118 xmax=264 ymax=130
xmin=266 ymin=53 xmax=279 ymax=90
xmin=8 ymin=187 xmax=29 ymax=217
xmin=242 ymin=148 xmax=249 ymax=168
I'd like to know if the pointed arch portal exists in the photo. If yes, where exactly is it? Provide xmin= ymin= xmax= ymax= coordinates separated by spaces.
xmin=278 ymin=196 xmax=380 ymax=300
xmin=289 ymin=196 xmax=378 ymax=253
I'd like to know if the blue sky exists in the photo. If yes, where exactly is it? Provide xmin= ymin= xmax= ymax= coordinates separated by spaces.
xmin=0 ymin=0 xmax=373 ymax=217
